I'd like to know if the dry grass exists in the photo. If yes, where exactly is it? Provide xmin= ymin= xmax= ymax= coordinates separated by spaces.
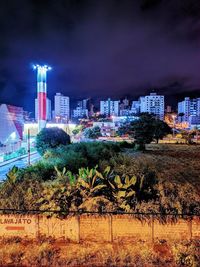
xmin=0 ymin=237 xmax=199 ymax=266
xmin=130 ymin=144 xmax=200 ymax=191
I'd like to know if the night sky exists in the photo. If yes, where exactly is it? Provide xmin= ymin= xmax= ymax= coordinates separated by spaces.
xmin=0 ymin=0 xmax=200 ymax=113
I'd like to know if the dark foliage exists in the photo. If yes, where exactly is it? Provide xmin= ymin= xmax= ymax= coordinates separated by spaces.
xmin=120 ymin=114 xmax=172 ymax=150
xmin=43 ymin=142 xmax=121 ymax=174
xmin=83 ymin=126 xmax=102 ymax=139
xmin=35 ymin=127 xmax=70 ymax=155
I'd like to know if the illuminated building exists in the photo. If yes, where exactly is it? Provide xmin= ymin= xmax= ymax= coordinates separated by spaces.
xmin=72 ymin=99 xmax=89 ymax=118
xmin=100 ymin=98 xmax=120 ymax=117
xmin=0 ymin=104 xmax=24 ymax=144
xmin=54 ymin=93 xmax=70 ymax=122
xmin=178 ymin=97 xmax=200 ymax=122
xmin=139 ymin=92 xmax=164 ymax=120
xmin=72 ymin=107 xmax=88 ymax=118
xmin=119 ymin=98 xmax=131 ymax=116
xmin=33 ymin=64 xmax=51 ymax=131
xmin=189 ymin=116 xmax=200 ymax=129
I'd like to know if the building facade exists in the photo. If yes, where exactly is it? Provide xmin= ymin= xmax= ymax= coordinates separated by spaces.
xmin=139 ymin=92 xmax=164 ymax=120
xmin=72 ymin=99 xmax=89 ymax=119
xmin=72 ymin=107 xmax=88 ymax=118
xmin=100 ymin=98 xmax=120 ymax=117
xmin=178 ymin=97 xmax=200 ymax=122
xmin=54 ymin=93 xmax=70 ymax=121
xmin=0 ymin=104 xmax=24 ymax=144
xmin=131 ymin=101 xmax=140 ymax=114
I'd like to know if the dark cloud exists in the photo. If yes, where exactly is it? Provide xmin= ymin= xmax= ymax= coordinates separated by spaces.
xmin=0 ymin=0 xmax=200 ymax=111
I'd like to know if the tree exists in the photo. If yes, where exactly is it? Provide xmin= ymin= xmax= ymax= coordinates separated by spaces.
xmin=117 ymin=123 xmax=134 ymax=137
xmin=83 ymin=126 xmax=102 ymax=139
xmin=181 ymin=130 xmax=194 ymax=144
xmin=72 ymin=125 xmax=83 ymax=136
xmin=153 ymin=119 xmax=172 ymax=143
xmin=35 ymin=127 xmax=70 ymax=155
xmin=131 ymin=113 xmax=155 ymax=150
xmin=131 ymin=113 xmax=171 ymax=150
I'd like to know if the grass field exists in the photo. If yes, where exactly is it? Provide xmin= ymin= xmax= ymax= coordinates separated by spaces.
xmin=0 ymin=237 xmax=199 ymax=267
xmin=128 ymin=144 xmax=200 ymax=191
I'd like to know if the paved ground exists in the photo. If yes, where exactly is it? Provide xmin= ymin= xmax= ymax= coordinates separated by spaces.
xmin=0 ymin=153 xmax=41 ymax=181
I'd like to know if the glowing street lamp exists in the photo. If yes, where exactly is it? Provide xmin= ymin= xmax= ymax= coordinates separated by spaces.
xmin=55 ymin=116 xmax=60 ymax=123
xmin=33 ymin=64 xmax=51 ymax=132
xmin=171 ymin=114 xmax=177 ymax=138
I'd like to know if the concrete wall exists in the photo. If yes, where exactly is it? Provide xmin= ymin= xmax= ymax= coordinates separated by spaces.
xmin=0 ymin=214 xmax=199 ymax=242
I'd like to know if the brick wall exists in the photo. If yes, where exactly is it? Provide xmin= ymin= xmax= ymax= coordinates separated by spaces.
xmin=0 ymin=214 xmax=199 ymax=242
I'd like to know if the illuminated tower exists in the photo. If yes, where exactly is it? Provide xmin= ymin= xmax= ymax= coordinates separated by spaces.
xmin=33 ymin=64 xmax=51 ymax=131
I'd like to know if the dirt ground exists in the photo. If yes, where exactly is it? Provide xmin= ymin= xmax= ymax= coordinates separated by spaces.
xmin=0 ymin=237 xmax=199 ymax=266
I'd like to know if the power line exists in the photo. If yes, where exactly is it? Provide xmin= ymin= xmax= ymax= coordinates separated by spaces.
xmin=0 ymin=208 xmax=199 ymax=217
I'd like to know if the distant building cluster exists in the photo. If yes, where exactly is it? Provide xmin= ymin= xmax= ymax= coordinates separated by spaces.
xmin=35 ymin=93 xmax=95 ymax=122
xmin=9 ymin=91 xmax=200 ymax=128
xmin=1 ymin=91 xmax=200 ymax=148
xmin=34 ymin=92 xmax=165 ymax=122
xmin=100 ymin=93 xmax=164 ymax=120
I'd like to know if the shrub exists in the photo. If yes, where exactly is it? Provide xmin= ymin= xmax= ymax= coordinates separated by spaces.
xmin=83 ymin=126 xmax=102 ymax=139
xmin=42 ymin=142 xmax=121 ymax=174
xmin=119 ymin=141 xmax=135 ymax=149
xmin=35 ymin=127 xmax=70 ymax=155
xmin=18 ymin=161 xmax=55 ymax=181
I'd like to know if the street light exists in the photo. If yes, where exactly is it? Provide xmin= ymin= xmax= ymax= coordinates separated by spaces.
xmin=55 ymin=116 xmax=60 ymax=123
xmin=171 ymin=114 xmax=176 ymax=138
xmin=27 ymin=129 xmax=31 ymax=165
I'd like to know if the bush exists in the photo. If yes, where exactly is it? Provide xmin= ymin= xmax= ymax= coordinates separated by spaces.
xmin=83 ymin=126 xmax=102 ymax=139
xmin=42 ymin=142 xmax=121 ymax=174
xmin=18 ymin=147 xmax=26 ymax=156
xmin=18 ymin=162 xmax=55 ymax=181
xmin=119 ymin=141 xmax=135 ymax=149
xmin=35 ymin=127 xmax=70 ymax=155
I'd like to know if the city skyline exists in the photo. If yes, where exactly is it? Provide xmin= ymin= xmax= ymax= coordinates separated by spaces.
xmin=1 ymin=90 xmax=200 ymax=116
xmin=0 ymin=0 xmax=200 ymax=112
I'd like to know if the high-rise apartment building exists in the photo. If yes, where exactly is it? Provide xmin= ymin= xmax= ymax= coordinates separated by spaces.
xmin=54 ymin=93 xmax=70 ymax=121
xmin=119 ymin=98 xmax=131 ymax=116
xmin=72 ymin=99 xmax=90 ymax=119
xmin=139 ymin=92 xmax=164 ymax=120
xmin=178 ymin=97 xmax=200 ymax=122
xmin=100 ymin=98 xmax=119 ymax=116
xmin=72 ymin=107 xmax=88 ymax=118
xmin=35 ymin=98 xmax=52 ymax=121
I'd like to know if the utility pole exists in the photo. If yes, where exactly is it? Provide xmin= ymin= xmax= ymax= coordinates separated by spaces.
xmin=196 ymin=126 xmax=199 ymax=144
xmin=27 ymin=129 xmax=30 ymax=165
xmin=172 ymin=114 xmax=176 ymax=138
